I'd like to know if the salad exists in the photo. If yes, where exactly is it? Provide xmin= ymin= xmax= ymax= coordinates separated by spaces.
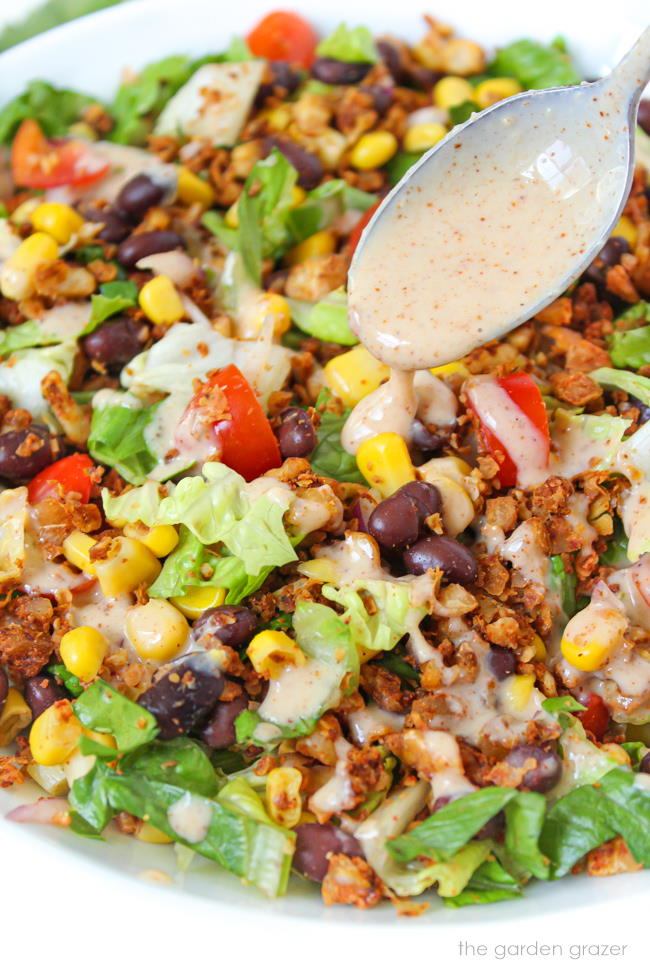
xmin=1 ymin=9 xmax=650 ymax=912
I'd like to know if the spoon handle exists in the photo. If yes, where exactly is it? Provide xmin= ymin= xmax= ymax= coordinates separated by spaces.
xmin=605 ymin=24 xmax=650 ymax=104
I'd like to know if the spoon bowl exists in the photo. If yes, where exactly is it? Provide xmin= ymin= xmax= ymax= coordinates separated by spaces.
xmin=348 ymin=27 xmax=650 ymax=371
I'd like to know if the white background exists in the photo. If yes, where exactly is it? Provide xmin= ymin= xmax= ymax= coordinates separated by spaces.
xmin=0 ymin=2 xmax=649 ymax=972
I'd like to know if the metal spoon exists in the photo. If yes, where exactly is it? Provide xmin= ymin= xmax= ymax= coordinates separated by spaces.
xmin=348 ymin=27 xmax=650 ymax=371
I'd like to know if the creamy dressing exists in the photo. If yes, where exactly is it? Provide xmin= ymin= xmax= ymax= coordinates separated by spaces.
xmin=37 ymin=302 xmax=91 ymax=342
xmin=72 ymin=588 xmax=132 ymax=646
xmin=499 ymin=521 xmax=549 ymax=591
xmin=348 ymin=83 xmax=629 ymax=371
xmin=167 ymin=793 xmax=213 ymax=844
xmin=466 ymin=375 xmax=549 ymax=487
xmin=347 ymin=705 xmax=405 ymax=745
xmin=309 ymin=738 xmax=356 ymax=818
xmin=258 ymin=658 xmax=341 ymax=728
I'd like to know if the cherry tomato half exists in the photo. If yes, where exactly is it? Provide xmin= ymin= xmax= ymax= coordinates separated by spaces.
xmin=11 ymin=119 xmax=109 ymax=190
xmin=247 ymin=11 xmax=317 ymax=69
xmin=28 ymin=453 xmax=94 ymax=504
xmin=470 ymin=372 xmax=550 ymax=487
xmin=348 ymin=199 xmax=383 ymax=258
xmin=577 ymin=692 xmax=610 ymax=740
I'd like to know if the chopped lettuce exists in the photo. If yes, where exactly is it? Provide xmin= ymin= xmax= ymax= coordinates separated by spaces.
xmin=239 ymin=602 xmax=358 ymax=743
xmin=0 ymin=342 xmax=76 ymax=419
xmin=0 ymin=0 xmax=123 ymax=54
xmin=443 ymin=858 xmax=522 ymax=907
xmin=600 ymin=516 xmax=630 ymax=567
xmin=288 ymin=288 xmax=358 ymax=345
xmin=0 ymin=79 xmax=98 ymax=142
xmin=80 ymin=280 xmax=138 ymax=336
xmin=610 ymin=324 xmax=650 ymax=370
xmin=322 ymin=578 xmax=427 ymax=653
xmin=489 ymin=37 xmax=580 ymax=89
xmin=551 ymin=717 xmax=618 ymax=797
xmin=591 ymin=366 xmax=650 ymax=406
xmin=310 ymin=393 xmax=367 ymax=484
xmin=449 ymin=100 xmax=479 ymax=125
xmin=316 ymin=23 xmax=378 ymax=63
xmin=73 ymin=679 xmax=158 ymax=753
xmin=87 ymin=401 xmax=159 ymax=484
xmin=147 ymin=525 xmax=274 ymax=603
xmin=109 ymin=55 xmax=197 ymax=145
xmin=385 ymin=151 xmax=422 ymax=185
xmin=0 ymin=320 xmax=59 ymax=357
xmin=119 ymin=738 xmax=222 ymax=797
xmin=551 ymin=410 xmax=629 ymax=478
xmin=549 ymin=554 xmax=577 ymax=617
xmin=287 ymin=179 xmax=377 ymax=240
xmin=102 ymin=462 xmax=296 ymax=577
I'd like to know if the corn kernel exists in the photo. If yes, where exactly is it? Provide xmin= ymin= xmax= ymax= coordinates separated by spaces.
xmin=249 ymin=291 xmax=292 ymax=337
xmin=290 ymin=185 xmax=307 ymax=207
xmin=30 ymin=700 xmax=82 ymax=766
xmin=531 ymin=634 xmax=547 ymax=661
xmin=62 ymin=530 xmax=97 ymax=576
xmin=60 ymin=625 xmax=109 ymax=683
xmin=613 ymin=215 xmax=638 ymax=250
xmin=136 ymin=822 xmax=174 ymax=843
xmin=67 ymin=121 xmax=97 ymax=141
xmin=422 ymin=473 xmax=474 ymax=536
xmin=266 ymin=767 xmax=302 ymax=828
xmin=225 ymin=198 xmax=239 ymax=229
xmin=31 ymin=202 xmax=84 ymax=245
xmin=285 ymin=229 xmax=336 ymax=266
xmin=323 ymin=346 xmax=390 ymax=408
xmin=349 ymin=131 xmax=398 ymax=171
xmin=27 ymin=762 xmax=69 ymax=796
xmin=170 ymin=585 xmax=226 ymax=620
xmin=474 ymin=77 xmax=522 ymax=109
xmin=403 ymin=122 xmax=447 ymax=153
xmin=247 ymin=630 xmax=306 ymax=678
xmin=356 ymin=433 xmax=415 ymax=498
xmin=433 ymin=76 xmax=475 ymax=110
xmin=124 ymin=523 xmax=179 ymax=558
xmin=430 ymin=360 xmax=469 ymax=378
xmin=0 ymin=232 xmax=58 ymax=301
xmin=560 ymin=604 xmax=626 ymax=672
xmin=600 ymin=743 xmax=631 ymax=766
xmin=501 ymin=674 xmax=535 ymax=713
xmin=419 ymin=455 xmax=471 ymax=485
xmin=177 ymin=166 xmax=215 ymax=208
xmin=94 ymin=535 xmax=161 ymax=598
xmin=0 ymin=688 xmax=32 ymax=746
xmin=261 ymin=104 xmax=292 ymax=131
xmin=125 ymin=599 xmax=190 ymax=663
xmin=10 ymin=197 xmax=40 ymax=225
xmin=139 ymin=274 xmax=185 ymax=326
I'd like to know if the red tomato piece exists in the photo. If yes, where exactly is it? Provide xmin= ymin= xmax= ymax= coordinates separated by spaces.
xmin=205 ymin=364 xmax=281 ymax=481
xmin=247 ymin=11 xmax=317 ymax=68
xmin=11 ymin=119 xmax=109 ymax=189
xmin=348 ymin=199 xmax=383 ymax=258
xmin=28 ymin=453 xmax=94 ymax=504
xmin=472 ymin=372 xmax=550 ymax=487
xmin=577 ymin=692 xmax=610 ymax=739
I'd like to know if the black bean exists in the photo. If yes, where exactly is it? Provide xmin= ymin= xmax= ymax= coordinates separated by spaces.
xmin=277 ymin=407 xmax=317 ymax=458
xmin=138 ymin=653 xmax=224 ymax=739
xmin=192 ymin=605 xmax=258 ymax=651
xmin=200 ymin=692 xmax=249 ymax=749
xmin=294 ymin=823 xmax=364 ymax=882
xmin=487 ymin=646 xmax=517 ymax=681
xmin=0 ymin=425 xmax=61 ymax=484
xmin=117 ymin=230 xmax=183 ymax=268
xmin=83 ymin=206 xmax=131 ymax=243
xmin=262 ymin=136 xmax=324 ymax=190
xmin=396 ymin=480 xmax=441 ymax=523
xmin=410 ymin=417 xmax=450 ymax=457
xmin=81 ymin=316 xmax=144 ymax=371
xmin=638 ymin=99 xmax=650 ymax=136
xmin=256 ymin=61 xmax=301 ymax=105
xmin=311 ymin=57 xmax=372 ymax=85
xmin=583 ymin=236 xmax=630 ymax=288
xmin=504 ymin=744 xmax=562 ymax=794
xmin=376 ymin=40 xmax=407 ymax=84
xmin=0 ymin=668 xmax=7 ymax=712
xmin=359 ymin=85 xmax=393 ymax=115
xmin=23 ymin=675 xmax=64 ymax=719
xmin=403 ymin=535 xmax=477 ymax=584
xmin=639 ymin=751 xmax=650 ymax=774
xmin=626 ymin=394 xmax=650 ymax=426
xmin=116 ymin=174 xmax=167 ymax=222
xmin=368 ymin=492 xmax=421 ymax=552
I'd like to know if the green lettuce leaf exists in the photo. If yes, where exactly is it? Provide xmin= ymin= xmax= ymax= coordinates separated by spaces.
xmin=68 ymin=759 xmax=114 ymax=833
xmin=322 ymin=578 xmax=427 ymax=653
xmin=88 ymin=401 xmax=158 ymax=484
xmin=0 ymin=320 xmax=58 ymax=357
xmin=286 ymin=180 xmax=376 ymax=240
xmin=120 ymin=738 xmax=222 ymax=796
xmin=610 ymin=324 xmax=650 ymax=369
xmin=442 ymin=858 xmax=522 ymax=907
xmin=102 ymin=462 xmax=296 ymax=576
xmin=316 ymin=23 xmax=378 ymax=63
xmin=109 ymin=55 xmax=199 ymax=144
xmin=73 ymin=679 xmax=158 ymax=752
xmin=0 ymin=79 xmax=98 ymax=142
xmin=549 ymin=554 xmax=577 ymax=617
xmin=310 ymin=393 xmax=367 ymax=484
xmin=489 ymin=37 xmax=580 ymax=89
xmin=288 ymin=288 xmax=358 ymax=345
xmin=601 ymin=516 xmax=630 ymax=567
xmin=385 ymin=151 xmax=422 ymax=185
xmin=80 ymin=280 xmax=138 ymax=336
xmin=0 ymin=0 xmax=124 ymax=54
xmin=541 ymin=695 xmax=586 ymax=714
xmin=449 ymin=100 xmax=479 ymax=125
xmin=503 ymin=791 xmax=548 ymax=880
xmin=590 ymin=366 xmax=650 ymax=407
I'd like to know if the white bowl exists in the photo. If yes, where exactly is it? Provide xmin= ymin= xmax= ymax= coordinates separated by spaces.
xmin=1 ymin=0 xmax=649 ymax=931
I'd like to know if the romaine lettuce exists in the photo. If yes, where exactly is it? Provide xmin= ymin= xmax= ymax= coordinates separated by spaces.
xmin=322 ymin=578 xmax=428 ymax=653
xmin=288 ymin=288 xmax=358 ymax=345
xmin=316 ymin=23 xmax=378 ymax=63
xmin=489 ymin=37 xmax=580 ymax=89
